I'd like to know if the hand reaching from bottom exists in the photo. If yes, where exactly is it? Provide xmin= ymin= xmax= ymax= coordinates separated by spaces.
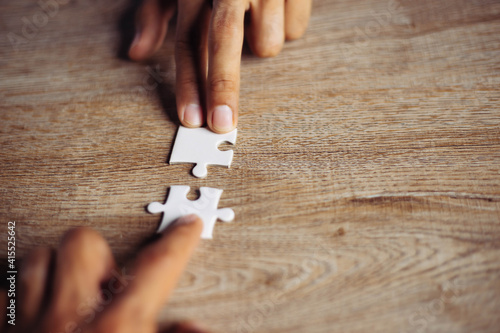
xmin=1 ymin=215 xmax=208 ymax=333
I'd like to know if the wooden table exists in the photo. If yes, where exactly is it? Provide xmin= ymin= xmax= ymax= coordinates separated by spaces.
xmin=1 ymin=0 xmax=499 ymax=332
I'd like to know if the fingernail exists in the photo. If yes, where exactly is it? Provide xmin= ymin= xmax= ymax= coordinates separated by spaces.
xmin=172 ymin=214 xmax=199 ymax=228
xmin=183 ymin=104 xmax=203 ymax=126
xmin=212 ymin=105 xmax=234 ymax=132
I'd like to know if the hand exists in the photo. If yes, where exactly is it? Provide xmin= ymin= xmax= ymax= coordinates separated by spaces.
xmin=129 ymin=0 xmax=312 ymax=133
xmin=1 ymin=215 xmax=209 ymax=333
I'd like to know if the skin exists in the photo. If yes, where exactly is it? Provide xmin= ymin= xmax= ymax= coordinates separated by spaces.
xmin=0 ymin=215 xmax=209 ymax=333
xmin=0 ymin=3 xmax=313 ymax=330
xmin=129 ymin=0 xmax=313 ymax=133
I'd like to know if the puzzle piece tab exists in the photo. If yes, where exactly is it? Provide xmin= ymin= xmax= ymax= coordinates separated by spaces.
xmin=147 ymin=186 xmax=235 ymax=239
xmin=169 ymin=126 xmax=237 ymax=178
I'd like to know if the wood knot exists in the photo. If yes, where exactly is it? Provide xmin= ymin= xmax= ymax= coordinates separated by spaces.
xmin=335 ymin=227 xmax=346 ymax=236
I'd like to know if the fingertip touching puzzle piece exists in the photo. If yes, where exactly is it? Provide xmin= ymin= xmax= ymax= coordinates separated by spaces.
xmin=169 ymin=126 xmax=237 ymax=178
xmin=147 ymin=185 xmax=235 ymax=239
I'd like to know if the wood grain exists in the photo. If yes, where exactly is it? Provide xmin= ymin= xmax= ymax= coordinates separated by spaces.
xmin=1 ymin=0 xmax=500 ymax=332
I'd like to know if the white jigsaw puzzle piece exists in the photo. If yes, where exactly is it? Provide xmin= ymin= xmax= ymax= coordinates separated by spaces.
xmin=169 ymin=126 xmax=237 ymax=178
xmin=147 ymin=185 xmax=235 ymax=239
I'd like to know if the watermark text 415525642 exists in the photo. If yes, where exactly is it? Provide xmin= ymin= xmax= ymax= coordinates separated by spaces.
xmin=7 ymin=221 xmax=17 ymax=326
xmin=7 ymin=0 xmax=71 ymax=52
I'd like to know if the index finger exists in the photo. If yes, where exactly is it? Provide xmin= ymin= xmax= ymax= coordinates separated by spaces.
xmin=93 ymin=215 xmax=203 ymax=331
xmin=206 ymin=0 xmax=246 ymax=133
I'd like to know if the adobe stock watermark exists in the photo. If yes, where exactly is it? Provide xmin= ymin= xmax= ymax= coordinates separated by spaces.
xmin=235 ymin=246 xmax=338 ymax=333
xmin=133 ymin=64 xmax=172 ymax=96
xmin=339 ymin=0 xmax=408 ymax=58
xmin=85 ymin=64 xmax=171 ymax=105
xmin=400 ymin=278 xmax=465 ymax=333
xmin=52 ymin=267 xmax=135 ymax=333
xmin=7 ymin=0 xmax=71 ymax=52
xmin=6 ymin=221 xmax=17 ymax=326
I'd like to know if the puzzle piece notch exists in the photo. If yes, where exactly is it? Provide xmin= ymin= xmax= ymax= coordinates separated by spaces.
xmin=169 ymin=126 xmax=237 ymax=178
xmin=147 ymin=186 xmax=234 ymax=239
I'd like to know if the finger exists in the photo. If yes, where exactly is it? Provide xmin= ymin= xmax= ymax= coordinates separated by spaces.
xmin=42 ymin=228 xmax=115 ymax=332
xmin=284 ymin=0 xmax=312 ymax=40
xmin=206 ymin=0 xmax=246 ymax=133
xmin=175 ymin=0 xmax=211 ymax=128
xmin=246 ymin=0 xmax=285 ymax=57
xmin=18 ymin=248 xmax=53 ymax=329
xmin=129 ymin=0 xmax=176 ymax=61
xmin=93 ymin=215 xmax=203 ymax=332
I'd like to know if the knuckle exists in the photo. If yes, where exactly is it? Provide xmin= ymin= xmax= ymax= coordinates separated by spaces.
xmin=250 ymin=23 xmax=284 ymax=57
xmin=209 ymin=75 xmax=237 ymax=93
xmin=212 ymin=7 xmax=240 ymax=38
xmin=62 ymin=227 xmax=108 ymax=256
xmin=177 ymin=75 xmax=198 ymax=88
xmin=175 ymin=39 xmax=196 ymax=60
xmin=175 ymin=38 xmax=192 ymax=52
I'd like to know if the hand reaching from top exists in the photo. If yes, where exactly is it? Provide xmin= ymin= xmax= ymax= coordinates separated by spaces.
xmin=129 ymin=0 xmax=312 ymax=133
